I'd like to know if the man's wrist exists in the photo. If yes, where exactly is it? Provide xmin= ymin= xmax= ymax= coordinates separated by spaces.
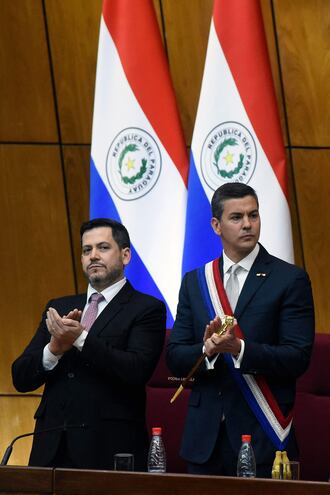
xmin=232 ymin=338 xmax=242 ymax=358
xmin=48 ymin=342 xmax=63 ymax=356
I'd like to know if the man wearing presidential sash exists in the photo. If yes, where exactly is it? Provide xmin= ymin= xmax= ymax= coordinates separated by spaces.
xmin=166 ymin=182 xmax=314 ymax=477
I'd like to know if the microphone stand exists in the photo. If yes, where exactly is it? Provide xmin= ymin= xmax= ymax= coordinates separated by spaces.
xmin=1 ymin=423 xmax=86 ymax=465
xmin=170 ymin=315 xmax=234 ymax=403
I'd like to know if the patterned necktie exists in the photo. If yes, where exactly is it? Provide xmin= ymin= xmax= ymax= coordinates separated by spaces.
xmin=81 ymin=293 xmax=104 ymax=332
xmin=226 ymin=264 xmax=241 ymax=311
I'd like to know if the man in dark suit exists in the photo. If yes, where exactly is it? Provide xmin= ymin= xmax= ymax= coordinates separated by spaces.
xmin=166 ymin=182 xmax=314 ymax=478
xmin=12 ymin=218 xmax=166 ymax=470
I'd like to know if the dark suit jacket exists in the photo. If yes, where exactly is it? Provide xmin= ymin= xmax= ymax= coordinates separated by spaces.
xmin=166 ymin=245 xmax=314 ymax=466
xmin=12 ymin=281 xmax=166 ymax=470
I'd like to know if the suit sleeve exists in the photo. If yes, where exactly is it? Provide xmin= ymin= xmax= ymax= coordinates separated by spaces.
xmin=12 ymin=301 xmax=54 ymax=392
xmin=166 ymin=273 xmax=206 ymax=377
xmin=241 ymin=270 xmax=315 ymax=379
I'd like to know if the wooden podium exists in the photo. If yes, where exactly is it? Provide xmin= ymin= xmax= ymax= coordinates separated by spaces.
xmin=0 ymin=466 xmax=329 ymax=495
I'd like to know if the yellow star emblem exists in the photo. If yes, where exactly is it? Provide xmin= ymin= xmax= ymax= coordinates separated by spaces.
xmin=223 ymin=151 xmax=234 ymax=166
xmin=125 ymin=157 xmax=135 ymax=171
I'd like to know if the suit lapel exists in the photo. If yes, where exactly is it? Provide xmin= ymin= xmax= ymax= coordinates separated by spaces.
xmin=235 ymin=245 xmax=273 ymax=319
xmin=74 ymin=294 xmax=87 ymax=311
xmin=88 ymin=281 xmax=134 ymax=336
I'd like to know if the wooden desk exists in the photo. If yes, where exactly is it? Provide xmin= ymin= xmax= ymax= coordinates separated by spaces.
xmin=0 ymin=467 xmax=328 ymax=495
xmin=54 ymin=469 xmax=330 ymax=495
xmin=0 ymin=466 xmax=53 ymax=494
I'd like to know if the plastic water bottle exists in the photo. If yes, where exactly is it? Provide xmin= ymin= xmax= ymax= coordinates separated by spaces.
xmin=237 ymin=434 xmax=256 ymax=477
xmin=147 ymin=426 xmax=166 ymax=473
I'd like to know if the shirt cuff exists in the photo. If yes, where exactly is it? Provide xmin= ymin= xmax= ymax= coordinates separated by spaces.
xmin=232 ymin=339 xmax=245 ymax=368
xmin=42 ymin=344 xmax=62 ymax=371
xmin=203 ymin=344 xmax=220 ymax=370
xmin=73 ymin=330 xmax=88 ymax=352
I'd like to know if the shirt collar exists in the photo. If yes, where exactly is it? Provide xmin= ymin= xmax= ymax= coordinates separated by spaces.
xmin=223 ymin=243 xmax=260 ymax=275
xmin=86 ymin=277 xmax=127 ymax=304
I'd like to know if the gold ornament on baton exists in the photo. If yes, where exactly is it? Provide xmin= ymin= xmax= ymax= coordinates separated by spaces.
xmin=170 ymin=315 xmax=235 ymax=404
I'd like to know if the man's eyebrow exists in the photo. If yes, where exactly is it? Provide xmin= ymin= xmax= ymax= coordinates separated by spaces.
xmin=82 ymin=241 xmax=110 ymax=247
xmin=228 ymin=209 xmax=259 ymax=215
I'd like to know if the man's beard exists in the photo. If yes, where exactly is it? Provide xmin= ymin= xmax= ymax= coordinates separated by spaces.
xmin=87 ymin=266 xmax=123 ymax=289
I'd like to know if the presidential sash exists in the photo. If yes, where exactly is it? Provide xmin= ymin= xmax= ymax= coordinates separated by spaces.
xmin=197 ymin=259 xmax=293 ymax=450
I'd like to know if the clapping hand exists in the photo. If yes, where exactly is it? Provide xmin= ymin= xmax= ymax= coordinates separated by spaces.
xmin=46 ymin=307 xmax=83 ymax=355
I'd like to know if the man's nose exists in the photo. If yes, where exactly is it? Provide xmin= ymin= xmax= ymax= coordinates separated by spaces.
xmin=242 ymin=215 xmax=251 ymax=229
xmin=90 ymin=248 xmax=100 ymax=259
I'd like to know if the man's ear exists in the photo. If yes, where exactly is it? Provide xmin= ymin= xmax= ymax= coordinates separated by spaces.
xmin=211 ymin=217 xmax=222 ymax=236
xmin=122 ymin=247 xmax=131 ymax=266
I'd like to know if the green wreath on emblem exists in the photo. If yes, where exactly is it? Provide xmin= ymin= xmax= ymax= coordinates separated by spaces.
xmin=118 ymin=144 xmax=147 ymax=185
xmin=213 ymin=138 xmax=244 ymax=179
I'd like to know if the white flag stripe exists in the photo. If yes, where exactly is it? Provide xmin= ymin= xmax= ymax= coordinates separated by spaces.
xmin=91 ymin=18 xmax=187 ymax=317
xmin=191 ymin=21 xmax=293 ymax=262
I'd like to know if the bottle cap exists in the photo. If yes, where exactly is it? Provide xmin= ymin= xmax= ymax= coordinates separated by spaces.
xmin=152 ymin=427 xmax=162 ymax=435
xmin=241 ymin=434 xmax=251 ymax=442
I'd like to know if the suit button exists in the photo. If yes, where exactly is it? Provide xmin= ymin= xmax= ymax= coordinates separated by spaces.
xmin=67 ymin=372 xmax=75 ymax=379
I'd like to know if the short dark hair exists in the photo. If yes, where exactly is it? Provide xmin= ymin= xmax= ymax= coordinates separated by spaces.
xmin=211 ymin=182 xmax=259 ymax=220
xmin=80 ymin=218 xmax=130 ymax=249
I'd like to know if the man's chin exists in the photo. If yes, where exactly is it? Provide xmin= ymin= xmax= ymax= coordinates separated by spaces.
xmin=87 ymin=270 xmax=122 ymax=289
xmin=89 ymin=274 xmax=102 ymax=284
xmin=238 ymin=239 xmax=258 ymax=253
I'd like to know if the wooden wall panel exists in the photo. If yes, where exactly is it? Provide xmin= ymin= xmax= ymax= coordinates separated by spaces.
xmin=0 ymin=145 xmax=75 ymax=393
xmin=45 ymin=0 xmax=102 ymax=143
xmin=0 ymin=395 xmax=42 ymax=466
xmin=292 ymin=149 xmax=330 ymax=333
xmin=63 ymin=146 xmax=90 ymax=293
xmin=274 ymin=0 xmax=330 ymax=146
xmin=260 ymin=0 xmax=288 ymax=146
xmin=286 ymin=150 xmax=303 ymax=267
xmin=162 ymin=0 xmax=213 ymax=144
xmin=0 ymin=0 xmax=57 ymax=142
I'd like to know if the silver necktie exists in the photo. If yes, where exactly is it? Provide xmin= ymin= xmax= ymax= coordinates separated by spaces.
xmin=226 ymin=264 xmax=241 ymax=311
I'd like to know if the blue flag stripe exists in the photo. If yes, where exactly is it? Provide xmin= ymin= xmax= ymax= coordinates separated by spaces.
xmin=182 ymin=153 xmax=221 ymax=276
xmin=90 ymin=158 xmax=174 ymax=327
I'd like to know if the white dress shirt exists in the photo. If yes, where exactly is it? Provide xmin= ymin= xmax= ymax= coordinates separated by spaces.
xmin=42 ymin=278 xmax=127 ymax=370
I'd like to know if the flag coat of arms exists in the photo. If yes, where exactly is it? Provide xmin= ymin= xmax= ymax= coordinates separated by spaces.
xmin=90 ymin=0 xmax=188 ymax=326
xmin=183 ymin=0 xmax=293 ymax=275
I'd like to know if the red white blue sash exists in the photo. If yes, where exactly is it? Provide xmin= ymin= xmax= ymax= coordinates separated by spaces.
xmin=197 ymin=258 xmax=293 ymax=450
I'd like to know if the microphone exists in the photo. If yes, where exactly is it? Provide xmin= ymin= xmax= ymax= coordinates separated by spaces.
xmin=1 ymin=423 xmax=87 ymax=466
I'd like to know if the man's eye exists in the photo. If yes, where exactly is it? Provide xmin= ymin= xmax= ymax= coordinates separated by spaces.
xmin=82 ymin=248 xmax=91 ymax=255
xmin=99 ymin=245 xmax=109 ymax=251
